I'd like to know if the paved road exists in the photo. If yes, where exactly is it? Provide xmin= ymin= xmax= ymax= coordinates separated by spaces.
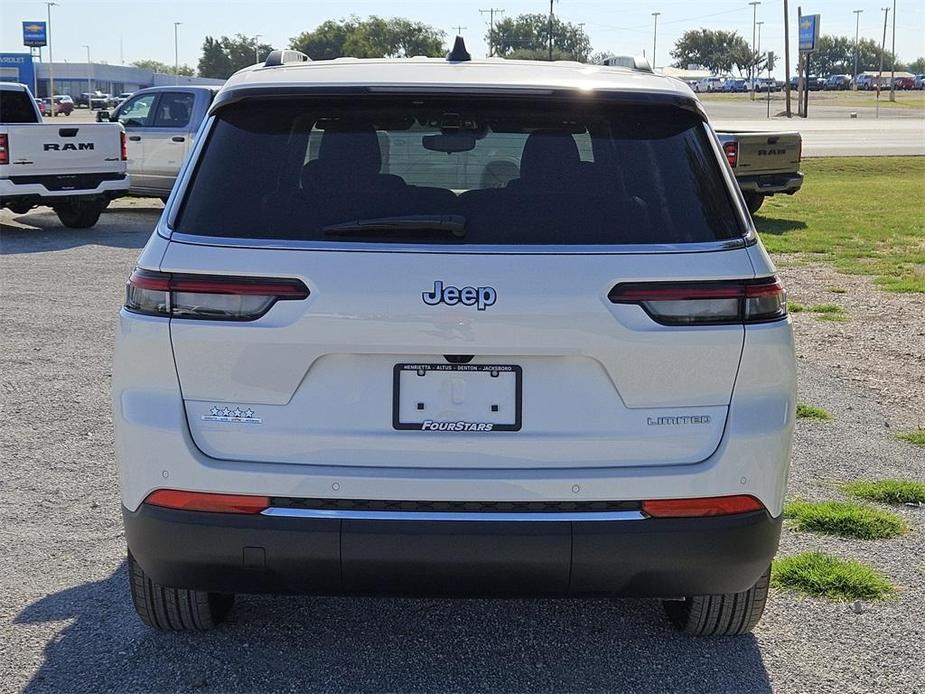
xmin=2 ymin=201 xmax=923 ymax=693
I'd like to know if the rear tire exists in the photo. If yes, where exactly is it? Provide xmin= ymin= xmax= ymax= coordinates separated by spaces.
xmin=743 ymin=192 xmax=765 ymax=215
xmin=662 ymin=565 xmax=770 ymax=636
xmin=7 ymin=203 xmax=33 ymax=214
xmin=128 ymin=551 xmax=234 ymax=631
xmin=54 ymin=199 xmax=106 ymax=228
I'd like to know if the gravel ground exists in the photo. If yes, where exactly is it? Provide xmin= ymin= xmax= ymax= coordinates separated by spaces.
xmin=1 ymin=201 xmax=923 ymax=694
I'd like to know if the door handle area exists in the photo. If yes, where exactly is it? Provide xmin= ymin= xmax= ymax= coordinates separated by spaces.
xmin=128 ymin=135 xmax=141 ymax=141
xmin=171 ymin=136 xmax=186 ymax=143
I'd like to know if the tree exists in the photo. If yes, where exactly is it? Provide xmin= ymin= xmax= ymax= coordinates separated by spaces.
xmin=197 ymin=34 xmax=275 ymax=79
xmin=290 ymin=16 xmax=446 ymax=60
xmin=131 ymin=59 xmax=194 ymax=76
xmin=907 ymin=57 xmax=925 ymax=74
xmin=489 ymin=13 xmax=592 ymax=62
xmin=671 ymin=29 xmax=752 ymax=76
xmin=805 ymin=35 xmax=897 ymax=75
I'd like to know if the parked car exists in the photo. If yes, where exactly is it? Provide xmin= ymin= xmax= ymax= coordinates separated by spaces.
xmin=756 ymin=77 xmax=779 ymax=92
xmin=0 ymin=82 xmax=128 ymax=227
xmin=114 ymin=91 xmax=134 ymax=105
xmin=115 ymin=45 xmax=795 ymax=636
xmin=693 ymin=76 xmax=724 ymax=93
xmin=41 ymin=95 xmax=74 ymax=116
xmin=97 ymin=85 xmax=218 ymax=199
xmin=915 ymin=74 xmax=925 ymax=90
xmin=715 ymin=131 xmax=803 ymax=214
xmin=892 ymin=76 xmax=916 ymax=90
xmin=824 ymin=74 xmax=852 ymax=91
xmin=723 ymin=79 xmax=750 ymax=93
xmin=77 ymin=91 xmax=110 ymax=109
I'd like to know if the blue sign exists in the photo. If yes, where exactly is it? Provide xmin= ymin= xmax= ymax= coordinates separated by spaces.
xmin=799 ymin=15 xmax=820 ymax=53
xmin=0 ymin=53 xmax=36 ymax=93
xmin=22 ymin=21 xmax=48 ymax=48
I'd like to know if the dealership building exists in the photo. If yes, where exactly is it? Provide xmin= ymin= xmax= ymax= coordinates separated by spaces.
xmin=0 ymin=53 xmax=223 ymax=98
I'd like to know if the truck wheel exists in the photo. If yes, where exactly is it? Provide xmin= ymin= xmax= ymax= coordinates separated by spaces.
xmin=54 ymin=200 xmax=106 ymax=228
xmin=7 ymin=203 xmax=33 ymax=215
xmin=743 ymin=193 xmax=765 ymax=215
xmin=662 ymin=565 xmax=770 ymax=636
xmin=128 ymin=552 xmax=234 ymax=631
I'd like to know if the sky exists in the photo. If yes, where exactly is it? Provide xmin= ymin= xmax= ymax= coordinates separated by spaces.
xmin=1 ymin=0 xmax=923 ymax=77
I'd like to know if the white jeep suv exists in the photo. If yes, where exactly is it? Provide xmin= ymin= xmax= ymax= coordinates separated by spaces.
xmin=114 ymin=44 xmax=795 ymax=635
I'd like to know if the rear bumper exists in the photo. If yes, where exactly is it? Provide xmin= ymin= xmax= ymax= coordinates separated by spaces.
xmin=735 ymin=172 xmax=803 ymax=196
xmin=124 ymin=504 xmax=781 ymax=598
xmin=0 ymin=173 xmax=129 ymax=203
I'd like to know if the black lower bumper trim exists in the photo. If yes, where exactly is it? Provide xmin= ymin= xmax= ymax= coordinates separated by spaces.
xmin=124 ymin=504 xmax=781 ymax=598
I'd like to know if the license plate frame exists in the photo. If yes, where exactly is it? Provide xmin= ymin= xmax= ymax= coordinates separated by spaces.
xmin=392 ymin=363 xmax=522 ymax=432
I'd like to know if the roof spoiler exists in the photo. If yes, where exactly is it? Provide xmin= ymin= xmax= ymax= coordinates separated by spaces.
xmin=264 ymin=49 xmax=310 ymax=67
xmin=598 ymin=55 xmax=653 ymax=73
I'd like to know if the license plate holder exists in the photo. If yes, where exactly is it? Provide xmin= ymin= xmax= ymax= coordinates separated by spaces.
xmin=392 ymin=363 xmax=522 ymax=432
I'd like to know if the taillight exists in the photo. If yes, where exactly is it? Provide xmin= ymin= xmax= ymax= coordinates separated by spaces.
xmin=120 ymin=130 xmax=127 ymax=161
xmin=723 ymin=141 xmax=738 ymax=168
xmin=145 ymin=490 xmax=270 ymax=514
xmin=0 ymin=134 xmax=8 ymax=165
xmin=125 ymin=268 xmax=309 ymax=321
xmin=642 ymin=495 xmax=765 ymax=518
xmin=609 ymin=276 xmax=787 ymax=326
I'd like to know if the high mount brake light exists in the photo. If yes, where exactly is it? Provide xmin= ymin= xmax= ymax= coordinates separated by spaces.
xmin=145 ymin=490 xmax=270 ymax=514
xmin=125 ymin=269 xmax=309 ymax=320
xmin=609 ymin=276 xmax=787 ymax=326
xmin=642 ymin=495 xmax=765 ymax=518
xmin=723 ymin=141 xmax=738 ymax=168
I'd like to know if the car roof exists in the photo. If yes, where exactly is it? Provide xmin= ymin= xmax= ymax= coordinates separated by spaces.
xmin=218 ymin=57 xmax=697 ymax=106
xmin=0 ymin=82 xmax=28 ymax=92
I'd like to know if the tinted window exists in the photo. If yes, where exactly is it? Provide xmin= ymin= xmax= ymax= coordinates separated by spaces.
xmin=153 ymin=92 xmax=194 ymax=128
xmin=177 ymin=97 xmax=741 ymax=245
xmin=0 ymin=89 xmax=39 ymax=123
xmin=118 ymin=93 xmax=157 ymax=127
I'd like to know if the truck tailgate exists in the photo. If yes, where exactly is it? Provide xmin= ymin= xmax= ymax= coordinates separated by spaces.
xmin=4 ymin=123 xmax=124 ymax=175
xmin=728 ymin=132 xmax=801 ymax=175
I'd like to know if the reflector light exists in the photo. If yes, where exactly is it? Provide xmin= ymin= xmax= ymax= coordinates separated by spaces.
xmin=609 ymin=277 xmax=787 ymax=326
xmin=0 ymin=134 xmax=8 ymax=166
xmin=144 ymin=490 xmax=270 ymax=514
xmin=642 ymin=495 xmax=765 ymax=518
xmin=124 ymin=268 xmax=309 ymax=320
xmin=723 ymin=141 xmax=738 ymax=168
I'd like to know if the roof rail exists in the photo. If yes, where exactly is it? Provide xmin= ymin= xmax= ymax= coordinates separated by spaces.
xmin=599 ymin=55 xmax=653 ymax=73
xmin=264 ymin=49 xmax=310 ymax=67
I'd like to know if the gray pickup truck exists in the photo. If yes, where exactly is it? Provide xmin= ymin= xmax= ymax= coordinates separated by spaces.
xmin=96 ymin=85 xmax=218 ymax=200
xmin=716 ymin=131 xmax=803 ymax=214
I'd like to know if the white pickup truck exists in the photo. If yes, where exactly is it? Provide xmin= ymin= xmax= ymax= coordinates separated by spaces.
xmin=715 ymin=130 xmax=803 ymax=215
xmin=1 ymin=83 xmax=129 ymax=228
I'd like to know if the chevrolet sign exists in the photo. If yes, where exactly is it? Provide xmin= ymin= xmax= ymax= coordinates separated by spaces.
xmin=22 ymin=22 xmax=47 ymax=48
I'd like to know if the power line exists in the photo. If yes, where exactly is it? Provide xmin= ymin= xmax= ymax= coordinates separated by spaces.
xmin=479 ymin=7 xmax=505 ymax=57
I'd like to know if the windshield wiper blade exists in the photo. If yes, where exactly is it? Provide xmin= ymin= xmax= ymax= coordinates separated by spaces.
xmin=322 ymin=215 xmax=466 ymax=239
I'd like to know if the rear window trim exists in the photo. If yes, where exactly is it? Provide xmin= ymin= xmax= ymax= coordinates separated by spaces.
xmin=167 ymin=93 xmax=750 ymax=250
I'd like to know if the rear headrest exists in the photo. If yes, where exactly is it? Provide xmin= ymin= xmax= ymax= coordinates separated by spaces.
xmin=317 ymin=125 xmax=382 ymax=175
xmin=519 ymin=130 xmax=581 ymax=186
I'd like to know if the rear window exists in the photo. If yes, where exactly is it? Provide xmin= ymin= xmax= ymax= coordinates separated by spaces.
xmin=0 ymin=89 xmax=40 ymax=124
xmin=176 ymin=96 xmax=742 ymax=245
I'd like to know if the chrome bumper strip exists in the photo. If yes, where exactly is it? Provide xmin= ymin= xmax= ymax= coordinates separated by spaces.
xmin=261 ymin=508 xmax=646 ymax=522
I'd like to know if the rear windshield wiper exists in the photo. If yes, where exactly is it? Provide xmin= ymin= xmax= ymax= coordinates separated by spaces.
xmin=322 ymin=215 xmax=466 ymax=239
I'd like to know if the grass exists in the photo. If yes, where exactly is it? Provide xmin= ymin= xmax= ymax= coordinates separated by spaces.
xmin=896 ymin=429 xmax=925 ymax=447
xmin=771 ymin=552 xmax=894 ymax=600
xmin=784 ymin=500 xmax=908 ymax=539
xmin=699 ymin=90 xmax=925 ymax=110
xmin=796 ymin=403 xmax=832 ymax=420
xmin=827 ymin=287 xmax=848 ymax=294
xmin=754 ymin=157 xmax=925 ymax=293
xmin=788 ymin=301 xmax=805 ymax=312
xmin=808 ymin=303 xmax=848 ymax=321
xmin=842 ymin=479 xmax=925 ymax=505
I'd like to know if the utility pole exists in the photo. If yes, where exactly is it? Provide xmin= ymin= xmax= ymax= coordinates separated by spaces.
xmin=82 ymin=45 xmax=91 ymax=108
xmin=784 ymin=0 xmax=792 ymax=116
xmin=889 ymin=0 xmax=896 ymax=102
xmin=453 ymin=25 xmax=467 ymax=36
xmin=174 ymin=22 xmax=182 ymax=85
xmin=479 ymin=8 xmax=504 ymax=57
xmin=548 ymin=0 xmax=556 ymax=61
xmin=852 ymin=9 xmax=863 ymax=88
xmin=46 ymin=2 xmax=57 ymax=113
xmin=253 ymin=34 xmax=262 ymax=63
xmin=797 ymin=4 xmax=804 ymax=117
xmin=877 ymin=6 xmax=889 ymax=118
xmin=749 ymin=1 xmax=761 ymax=100
xmin=651 ymin=12 xmax=660 ymax=70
